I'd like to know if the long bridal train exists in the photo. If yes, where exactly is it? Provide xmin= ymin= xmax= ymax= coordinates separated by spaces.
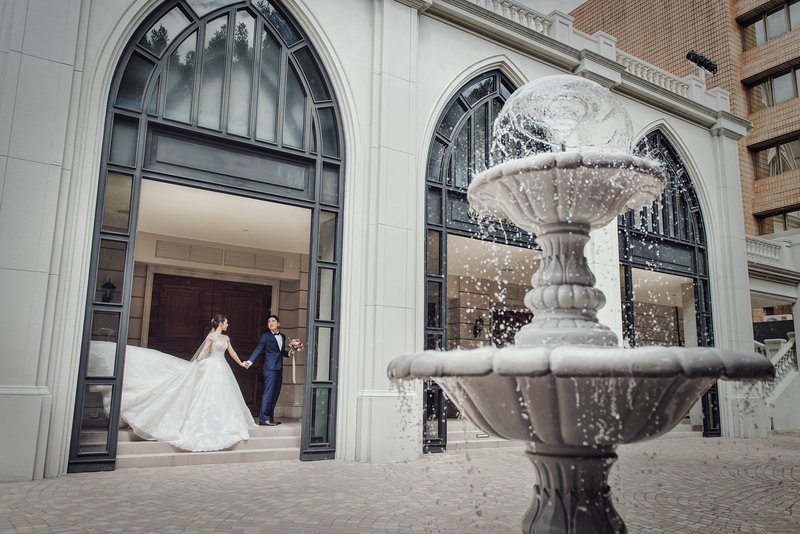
xmin=89 ymin=340 xmax=256 ymax=452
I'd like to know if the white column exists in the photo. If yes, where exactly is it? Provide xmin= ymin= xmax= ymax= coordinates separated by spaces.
xmin=708 ymin=120 xmax=769 ymax=438
xmin=587 ymin=222 xmax=623 ymax=343
xmin=340 ymin=0 xmax=429 ymax=463
xmin=0 ymin=0 xmax=83 ymax=481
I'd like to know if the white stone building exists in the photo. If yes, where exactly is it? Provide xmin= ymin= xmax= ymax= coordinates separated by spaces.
xmin=1 ymin=0 xmax=796 ymax=482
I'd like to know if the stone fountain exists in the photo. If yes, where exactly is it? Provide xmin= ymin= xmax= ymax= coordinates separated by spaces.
xmin=388 ymin=75 xmax=774 ymax=533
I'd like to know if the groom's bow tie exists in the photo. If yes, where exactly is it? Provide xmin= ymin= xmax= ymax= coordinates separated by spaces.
xmin=273 ymin=332 xmax=280 ymax=336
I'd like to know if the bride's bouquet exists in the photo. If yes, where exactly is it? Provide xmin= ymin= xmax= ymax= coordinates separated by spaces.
xmin=288 ymin=338 xmax=304 ymax=356
xmin=288 ymin=338 xmax=304 ymax=383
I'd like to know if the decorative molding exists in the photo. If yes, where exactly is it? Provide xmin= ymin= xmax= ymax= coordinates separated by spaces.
xmin=394 ymin=0 xmax=434 ymax=12
xmin=0 ymin=386 xmax=51 ymax=396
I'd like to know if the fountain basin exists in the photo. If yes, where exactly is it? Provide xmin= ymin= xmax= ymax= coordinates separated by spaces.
xmin=468 ymin=152 xmax=666 ymax=232
xmin=389 ymin=346 xmax=774 ymax=447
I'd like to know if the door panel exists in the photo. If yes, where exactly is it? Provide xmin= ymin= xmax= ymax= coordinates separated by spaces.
xmin=147 ymin=273 xmax=272 ymax=413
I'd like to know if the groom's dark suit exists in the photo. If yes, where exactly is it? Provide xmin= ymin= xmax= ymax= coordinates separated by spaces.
xmin=247 ymin=331 xmax=288 ymax=423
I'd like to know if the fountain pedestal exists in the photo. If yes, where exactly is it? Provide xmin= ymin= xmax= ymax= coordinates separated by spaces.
xmin=524 ymin=447 xmax=623 ymax=534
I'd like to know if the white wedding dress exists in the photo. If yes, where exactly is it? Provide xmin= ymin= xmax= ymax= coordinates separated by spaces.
xmin=89 ymin=338 xmax=257 ymax=452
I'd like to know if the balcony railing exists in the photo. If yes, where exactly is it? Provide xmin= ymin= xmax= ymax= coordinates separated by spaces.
xmin=761 ymin=334 xmax=798 ymax=400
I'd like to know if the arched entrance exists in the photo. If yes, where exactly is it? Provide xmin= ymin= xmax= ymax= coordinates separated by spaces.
xmin=68 ymin=0 xmax=344 ymax=472
xmin=619 ymin=130 xmax=719 ymax=436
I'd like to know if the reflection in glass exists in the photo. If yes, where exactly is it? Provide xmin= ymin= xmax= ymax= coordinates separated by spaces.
xmin=773 ymin=72 xmax=793 ymax=104
xmin=253 ymin=0 xmax=299 ymax=45
xmin=461 ymin=76 xmax=494 ymax=106
xmin=198 ymin=16 xmax=227 ymax=129
xmin=779 ymin=140 xmax=800 ymax=172
xmin=425 ymin=333 xmax=442 ymax=350
xmin=147 ymin=77 xmax=160 ymax=115
xmin=318 ymin=211 xmax=336 ymax=262
xmin=95 ymin=240 xmax=127 ymax=304
xmin=139 ymin=6 xmax=191 ymax=56
xmin=766 ymin=8 xmax=787 ymax=40
xmin=294 ymin=47 xmax=329 ymax=102
xmin=427 ymin=230 xmax=440 ymax=275
xmin=474 ymin=104 xmax=488 ymax=174
xmin=109 ymin=117 xmax=138 ymax=167
xmin=743 ymin=19 xmax=766 ymax=50
xmin=321 ymin=165 xmax=339 ymax=205
xmin=101 ymin=173 xmax=133 ymax=233
xmin=88 ymin=311 xmax=121 ymax=378
xmin=427 ymin=139 xmax=446 ymax=182
xmin=256 ymin=28 xmax=280 ymax=142
xmin=438 ymin=100 xmax=467 ymax=140
xmin=452 ymin=120 xmax=470 ymax=188
xmin=427 ymin=281 xmax=441 ymax=328
xmin=317 ymin=108 xmax=338 ymax=157
xmin=748 ymin=80 xmax=771 ymax=112
xmin=228 ymin=10 xmax=255 ymax=136
xmin=310 ymin=387 xmax=330 ymax=443
xmin=317 ymin=268 xmax=334 ymax=321
xmin=283 ymin=67 xmax=306 ymax=148
xmin=187 ymin=0 xmax=236 ymax=17
xmin=116 ymin=53 xmax=154 ymax=111
xmin=77 ymin=384 xmax=113 ymax=454
xmin=427 ymin=187 xmax=442 ymax=225
xmin=164 ymin=32 xmax=197 ymax=123
xmin=314 ymin=327 xmax=332 ymax=381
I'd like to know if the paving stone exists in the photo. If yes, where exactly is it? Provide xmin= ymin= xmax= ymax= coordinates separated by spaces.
xmin=1 ymin=432 xmax=800 ymax=532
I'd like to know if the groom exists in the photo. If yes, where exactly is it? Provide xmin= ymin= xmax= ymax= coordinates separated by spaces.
xmin=244 ymin=314 xmax=288 ymax=426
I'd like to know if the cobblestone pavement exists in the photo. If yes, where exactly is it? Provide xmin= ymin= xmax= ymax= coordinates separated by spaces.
xmin=2 ymin=431 xmax=800 ymax=533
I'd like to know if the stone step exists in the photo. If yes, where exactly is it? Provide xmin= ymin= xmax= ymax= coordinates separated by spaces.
xmin=114 ymin=419 xmax=302 ymax=469
xmin=117 ymin=434 xmax=300 ymax=455
xmin=116 ymin=447 xmax=299 ymax=469
xmin=118 ymin=419 xmax=301 ymax=441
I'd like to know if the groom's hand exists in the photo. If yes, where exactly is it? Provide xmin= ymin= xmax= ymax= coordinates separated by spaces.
xmin=243 ymin=361 xmax=252 ymax=369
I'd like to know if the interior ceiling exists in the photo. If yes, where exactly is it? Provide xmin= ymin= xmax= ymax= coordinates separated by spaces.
xmin=630 ymin=268 xmax=693 ymax=306
xmin=447 ymin=234 xmax=540 ymax=287
xmin=137 ymin=180 xmax=311 ymax=253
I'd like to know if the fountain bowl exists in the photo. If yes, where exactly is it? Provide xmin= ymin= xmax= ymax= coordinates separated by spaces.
xmin=468 ymin=152 xmax=666 ymax=233
xmin=388 ymin=345 xmax=774 ymax=448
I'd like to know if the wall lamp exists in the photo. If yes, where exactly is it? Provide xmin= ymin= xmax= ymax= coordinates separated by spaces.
xmin=473 ymin=317 xmax=485 ymax=338
xmin=101 ymin=277 xmax=117 ymax=303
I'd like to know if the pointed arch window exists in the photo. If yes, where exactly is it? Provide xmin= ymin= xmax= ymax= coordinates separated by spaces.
xmin=424 ymin=71 xmax=534 ymax=453
xmin=618 ymin=130 xmax=718 ymax=436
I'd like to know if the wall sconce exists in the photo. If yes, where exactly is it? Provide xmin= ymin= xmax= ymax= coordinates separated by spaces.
xmin=101 ymin=277 xmax=117 ymax=303
xmin=473 ymin=317 xmax=485 ymax=338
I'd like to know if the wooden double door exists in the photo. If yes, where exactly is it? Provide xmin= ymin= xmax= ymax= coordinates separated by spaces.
xmin=146 ymin=273 xmax=272 ymax=414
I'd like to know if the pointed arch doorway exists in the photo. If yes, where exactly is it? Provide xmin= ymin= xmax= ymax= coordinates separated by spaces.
xmin=68 ymin=0 xmax=344 ymax=472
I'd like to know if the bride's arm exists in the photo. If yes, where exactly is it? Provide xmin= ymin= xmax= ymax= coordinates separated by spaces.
xmin=226 ymin=340 xmax=247 ymax=367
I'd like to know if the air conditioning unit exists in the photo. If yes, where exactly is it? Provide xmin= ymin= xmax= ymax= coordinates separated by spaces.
xmin=764 ymin=314 xmax=793 ymax=322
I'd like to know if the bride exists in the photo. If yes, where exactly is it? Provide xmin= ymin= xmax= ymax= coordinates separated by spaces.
xmin=89 ymin=314 xmax=257 ymax=451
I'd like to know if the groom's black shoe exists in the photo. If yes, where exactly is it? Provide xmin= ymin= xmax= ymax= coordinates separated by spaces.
xmin=258 ymin=419 xmax=272 ymax=426
xmin=263 ymin=420 xmax=280 ymax=426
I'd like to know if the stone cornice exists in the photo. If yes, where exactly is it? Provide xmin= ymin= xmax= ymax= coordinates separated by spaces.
xmin=748 ymin=262 xmax=800 ymax=285
xmin=424 ymin=0 xmax=740 ymax=133
xmin=394 ymin=0 xmax=434 ymax=12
